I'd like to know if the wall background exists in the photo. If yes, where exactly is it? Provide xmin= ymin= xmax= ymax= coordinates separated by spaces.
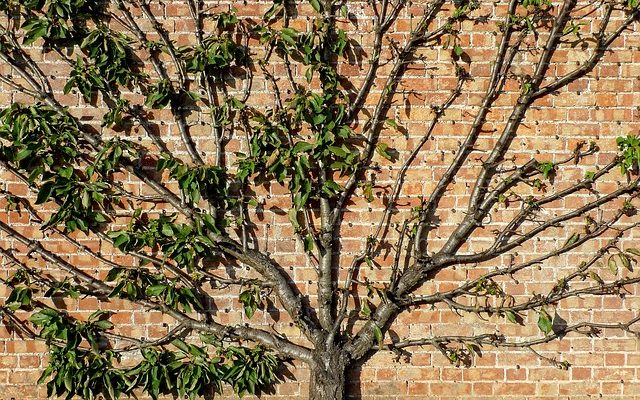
xmin=2 ymin=0 xmax=640 ymax=398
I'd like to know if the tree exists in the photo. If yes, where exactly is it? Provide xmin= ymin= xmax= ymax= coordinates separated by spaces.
xmin=1 ymin=0 xmax=640 ymax=398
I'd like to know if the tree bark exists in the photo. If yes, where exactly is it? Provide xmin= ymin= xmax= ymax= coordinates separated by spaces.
xmin=309 ymin=349 xmax=349 ymax=400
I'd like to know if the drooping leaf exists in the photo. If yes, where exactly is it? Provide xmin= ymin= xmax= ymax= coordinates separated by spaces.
xmin=376 ymin=143 xmax=393 ymax=161
xmin=171 ymin=338 xmax=190 ymax=353
xmin=308 ymin=0 xmax=321 ymax=13
xmin=563 ymin=232 xmax=580 ymax=248
xmin=505 ymin=310 xmax=518 ymax=324
xmin=619 ymin=253 xmax=632 ymax=271
xmin=537 ymin=309 xmax=552 ymax=335
xmin=608 ymin=256 xmax=618 ymax=274
xmin=373 ymin=324 xmax=384 ymax=348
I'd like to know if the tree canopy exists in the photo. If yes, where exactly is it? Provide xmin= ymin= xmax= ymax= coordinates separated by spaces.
xmin=1 ymin=0 xmax=640 ymax=399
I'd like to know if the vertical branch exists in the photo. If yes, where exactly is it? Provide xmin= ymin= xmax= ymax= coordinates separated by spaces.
xmin=317 ymin=170 xmax=335 ymax=332
xmin=185 ymin=0 xmax=231 ymax=169
xmin=119 ymin=0 xmax=204 ymax=166
xmin=316 ymin=0 xmax=340 ymax=333
xmin=372 ymin=78 xmax=464 ymax=249
xmin=331 ymin=0 xmax=446 ymax=227
xmin=414 ymin=0 xmax=522 ymax=255
xmin=330 ymin=75 xmax=465 ymax=344
xmin=437 ymin=0 xmax=579 ymax=257
xmin=345 ymin=0 xmax=407 ymax=121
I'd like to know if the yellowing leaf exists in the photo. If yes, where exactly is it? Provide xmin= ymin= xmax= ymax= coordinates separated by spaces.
xmin=563 ymin=232 xmax=580 ymax=248
xmin=619 ymin=253 xmax=632 ymax=271
xmin=626 ymin=248 xmax=640 ymax=256
xmin=608 ymin=256 xmax=618 ymax=274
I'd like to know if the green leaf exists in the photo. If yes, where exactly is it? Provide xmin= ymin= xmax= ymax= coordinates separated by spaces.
xmin=626 ymin=248 xmax=640 ymax=256
xmin=288 ymin=208 xmax=300 ymax=229
xmin=563 ymin=232 xmax=580 ymax=248
xmin=239 ymin=287 xmax=260 ymax=319
xmin=619 ymin=253 xmax=632 ymax=271
xmin=28 ymin=166 xmax=44 ymax=184
xmin=361 ymin=301 xmax=371 ymax=318
xmin=81 ymin=190 xmax=91 ymax=208
xmin=589 ymin=271 xmax=604 ymax=285
xmin=161 ymin=224 xmax=174 ymax=236
xmin=64 ymin=372 xmax=73 ymax=392
xmin=30 ymin=309 xmax=55 ymax=326
xmin=362 ymin=182 xmax=374 ymax=202
xmin=376 ymin=143 xmax=393 ymax=161
xmin=15 ymin=148 xmax=32 ymax=161
xmin=373 ymin=324 xmax=384 ymax=348
xmin=22 ymin=19 xmax=48 ymax=45
xmin=308 ymin=0 xmax=321 ymax=13
xmin=340 ymin=4 xmax=348 ymax=17
xmin=172 ymin=338 xmax=190 ymax=353
xmin=88 ymin=310 xmax=111 ymax=322
xmin=505 ymin=310 xmax=518 ymax=324
xmin=113 ymin=233 xmax=129 ymax=249
xmin=93 ymin=320 xmax=114 ymax=330
xmin=303 ymin=235 xmax=314 ymax=252
xmin=199 ymin=333 xmax=220 ymax=346
xmin=244 ymin=302 xmax=256 ymax=319
xmin=537 ymin=309 xmax=552 ymax=335
xmin=58 ymin=166 xmax=73 ymax=179
xmin=608 ymin=256 xmax=618 ymax=274
xmin=312 ymin=113 xmax=326 ymax=126
xmin=109 ymin=281 xmax=125 ymax=298
xmin=328 ymin=145 xmax=347 ymax=158
xmin=385 ymin=119 xmax=398 ymax=128
xmin=365 ymin=256 xmax=373 ymax=269
xmin=292 ymin=141 xmax=314 ymax=154
xmin=146 ymin=284 xmax=167 ymax=296
xmin=105 ymin=267 xmax=124 ymax=282
xmin=93 ymin=212 xmax=107 ymax=223
xmin=323 ymin=180 xmax=342 ymax=195
xmin=35 ymin=181 xmax=55 ymax=204
xmin=536 ymin=161 xmax=555 ymax=180
xmin=453 ymin=44 xmax=464 ymax=56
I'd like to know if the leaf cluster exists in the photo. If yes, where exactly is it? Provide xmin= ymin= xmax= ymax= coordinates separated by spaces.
xmin=616 ymin=135 xmax=640 ymax=173
xmin=30 ymin=309 xmax=279 ymax=400
xmin=105 ymin=267 xmax=202 ymax=313
xmin=18 ymin=0 xmax=106 ymax=45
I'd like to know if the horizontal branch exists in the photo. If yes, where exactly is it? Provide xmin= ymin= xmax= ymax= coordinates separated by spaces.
xmin=391 ymin=315 xmax=640 ymax=351
xmin=406 ymin=210 xmax=635 ymax=308
xmin=437 ymin=180 xmax=640 ymax=266
xmin=0 ymin=220 xmax=313 ymax=361
xmin=0 ymin=33 xmax=320 ymax=344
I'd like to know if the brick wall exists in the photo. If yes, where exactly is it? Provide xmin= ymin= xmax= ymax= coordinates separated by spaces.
xmin=2 ymin=0 xmax=640 ymax=398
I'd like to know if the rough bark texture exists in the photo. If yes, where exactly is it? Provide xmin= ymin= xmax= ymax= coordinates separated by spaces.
xmin=309 ymin=350 xmax=349 ymax=400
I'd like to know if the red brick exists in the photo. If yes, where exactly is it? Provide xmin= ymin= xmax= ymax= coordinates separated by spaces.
xmin=1 ymin=2 xmax=640 ymax=399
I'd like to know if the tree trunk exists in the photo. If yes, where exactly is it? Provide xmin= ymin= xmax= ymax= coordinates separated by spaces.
xmin=309 ymin=350 xmax=349 ymax=400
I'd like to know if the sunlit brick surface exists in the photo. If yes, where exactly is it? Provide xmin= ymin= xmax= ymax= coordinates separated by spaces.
xmin=2 ymin=1 xmax=640 ymax=398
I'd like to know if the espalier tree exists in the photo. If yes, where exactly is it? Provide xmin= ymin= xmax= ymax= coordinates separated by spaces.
xmin=1 ymin=0 xmax=640 ymax=399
